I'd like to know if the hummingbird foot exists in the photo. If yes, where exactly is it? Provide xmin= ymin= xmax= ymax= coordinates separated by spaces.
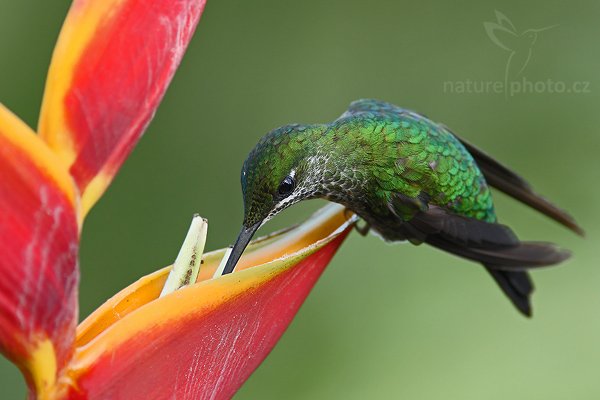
xmin=355 ymin=219 xmax=371 ymax=236
xmin=343 ymin=208 xmax=370 ymax=236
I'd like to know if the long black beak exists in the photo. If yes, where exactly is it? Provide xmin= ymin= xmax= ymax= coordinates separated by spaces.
xmin=221 ymin=221 xmax=262 ymax=275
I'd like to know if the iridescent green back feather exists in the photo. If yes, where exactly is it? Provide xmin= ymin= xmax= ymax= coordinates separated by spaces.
xmin=242 ymin=99 xmax=496 ymax=225
xmin=324 ymin=103 xmax=496 ymax=222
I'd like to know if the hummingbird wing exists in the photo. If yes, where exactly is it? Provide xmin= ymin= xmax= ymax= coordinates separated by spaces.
xmin=448 ymin=130 xmax=584 ymax=235
xmin=483 ymin=21 xmax=518 ymax=52
xmin=389 ymin=196 xmax=570 ymax=269
xmin=493 ymin=10 xmax=517 ymax=33
xmin=388 ymin=194 xmax=569 ymax=316
xmin=343 ymin=100 xmax=584 ymax=235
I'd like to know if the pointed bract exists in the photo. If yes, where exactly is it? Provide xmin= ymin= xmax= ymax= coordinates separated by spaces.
xmin=0 ymin=104 xmax=79 ymax=396
xmin=39 ymin=0 xmax=207 ymax=216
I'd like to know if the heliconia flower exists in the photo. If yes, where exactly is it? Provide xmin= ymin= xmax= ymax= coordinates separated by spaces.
xmin=0 ymin=1 xmax=355 ymax=399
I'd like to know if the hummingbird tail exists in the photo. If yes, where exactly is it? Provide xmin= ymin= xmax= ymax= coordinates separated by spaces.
xmin=426 ymin=235 xmax=571 ymax=270
xmin=485 ymin=269 xmax=533 ymax=317
xmin=454 ymin=134 xmax=584 ymax=236
xmin=403 ymin=206 xmax=570 ymax=316
xmin=427 ymin=235 xmax=566 ymax=317
xmin=406 ymin=205 xmax=572 ymax=269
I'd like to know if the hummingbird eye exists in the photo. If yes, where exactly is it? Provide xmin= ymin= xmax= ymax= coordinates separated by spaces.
xmin=277 ymin=176 xmax=296 ymax=197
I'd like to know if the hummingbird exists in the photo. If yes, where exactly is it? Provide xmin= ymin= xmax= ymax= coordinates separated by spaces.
xmin=484 ymin=11 xmax=558 ymax=84
xmin=222 ymin=99 xmax=583 ymax=316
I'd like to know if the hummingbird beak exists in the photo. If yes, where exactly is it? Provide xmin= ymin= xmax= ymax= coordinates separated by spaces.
xmin=220 ymin=221 xmax=263 ymax=275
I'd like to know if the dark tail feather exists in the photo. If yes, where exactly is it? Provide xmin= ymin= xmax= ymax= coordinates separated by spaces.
xmin=400 ymin=198 xmax=572 ymax=317
xmin=486 ymin=269 xmax=534 ymax=317
xmin=426 ymin=236 xmax=569 ymax=316
xmin=455 ymin=135 xmax=584 ymax=236
xmin=426 ymin=236 xmax=571 ymax=270
xmin=465 ymin=241 xmax=571 ymax=269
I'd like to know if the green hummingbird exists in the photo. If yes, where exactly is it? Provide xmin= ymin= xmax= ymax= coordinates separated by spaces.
xmin=222 ymin=99 xmax=583 ymax=316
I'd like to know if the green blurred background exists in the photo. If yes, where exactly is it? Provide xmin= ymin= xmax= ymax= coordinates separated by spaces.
xmin=1 ymin=0 xmax=599 ymax=398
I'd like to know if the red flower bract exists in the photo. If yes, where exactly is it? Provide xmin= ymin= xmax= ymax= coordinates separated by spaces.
xmin=0 ymin=105 xmax=80 ymax=395
xmin=0 ymin=1 xmax=355 ymax=399
xmin=67 ymin=210 xmax=352 ymax=399
xmin=39 ymin=0 xmax=207 ymax=216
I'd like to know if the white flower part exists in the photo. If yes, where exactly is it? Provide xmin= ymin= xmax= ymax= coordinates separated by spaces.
xmin=160 ymin=214 xmax=208 ymax=297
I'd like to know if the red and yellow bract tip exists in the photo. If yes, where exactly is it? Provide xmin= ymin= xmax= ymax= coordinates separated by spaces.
xmin=39 ymin=0 xmax=207 ymax=217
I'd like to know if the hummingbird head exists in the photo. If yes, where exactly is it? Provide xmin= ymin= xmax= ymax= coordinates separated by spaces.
xmin=522 ymin=24 xmax=558 ymax=45
xmin=522 ymin=29 xmax=540 ymax=45
xmin=221 ymin=123 xmax=324 ymax=274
